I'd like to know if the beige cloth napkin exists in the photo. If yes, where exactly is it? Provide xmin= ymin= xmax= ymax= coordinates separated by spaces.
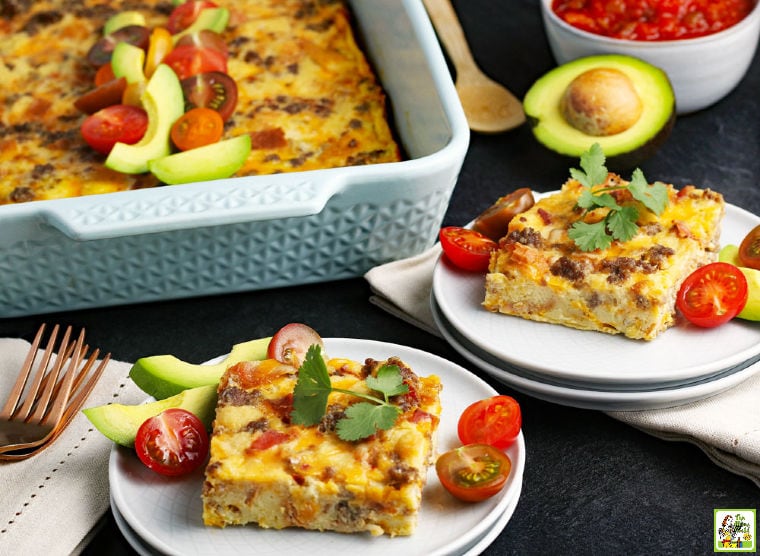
xmin=365 ymin=246 xmax=760 ymax=488
xmin=0 ymin=338 xmax=144 ymax=556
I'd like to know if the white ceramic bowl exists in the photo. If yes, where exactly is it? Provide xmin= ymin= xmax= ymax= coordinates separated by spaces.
xmin=540 ymin=0 xmax=760 ymax=114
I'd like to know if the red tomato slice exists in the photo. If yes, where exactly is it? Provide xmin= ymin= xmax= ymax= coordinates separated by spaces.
xmin=676 ymin=262 xmax=748 ymax=328
xmin=168 ymin=1 xmax=218 ymax=34
xmin=134 ymin=408 xmax=209 ymax=476
xmin=80 ymin=104 xmax=148 ymax=154
xmin=436 ymin=444 xmax=512 ymax=502
xmin=738 ymin=224 xmax=760 ymax=270
xmin=162 ymin=44 xmax=227 ymax=80
xmin=439 ymin=226 xmax=497 ymax=272
xmin=458 ymin=395 xmax=521 ymax=450
xmin=267 ymin=323 xmax=324 ymax=367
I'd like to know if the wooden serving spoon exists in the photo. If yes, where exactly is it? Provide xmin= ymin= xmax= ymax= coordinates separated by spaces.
xmin=423 ymin=0 xmax=526 ymax=133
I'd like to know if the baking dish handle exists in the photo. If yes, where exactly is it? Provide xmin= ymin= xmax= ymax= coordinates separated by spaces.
xmin=39 ymin=175 xmax=347 ymax=241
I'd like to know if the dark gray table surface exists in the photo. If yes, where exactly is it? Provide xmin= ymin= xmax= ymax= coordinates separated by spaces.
xmin=2 ymin=1 xmax=759 ymax=554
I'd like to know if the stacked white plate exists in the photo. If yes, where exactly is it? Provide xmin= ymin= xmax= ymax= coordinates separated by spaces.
xmin=109 ymin=338 xmax=526 ymax=555
xmin=431 ymin=202 xmax=760 ymax=411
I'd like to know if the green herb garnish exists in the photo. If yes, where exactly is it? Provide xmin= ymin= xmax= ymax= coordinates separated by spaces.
xmin=291 ymin=344 xmax=409 ymax=441
xmin=567 ymin=143 xmax=668 ymax=251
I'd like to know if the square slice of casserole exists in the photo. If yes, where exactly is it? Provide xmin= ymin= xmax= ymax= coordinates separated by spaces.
xmin=483 ymin=177 xmax=725 ymax=340
xmin=202 ymin=356 xmax=441 ymax=536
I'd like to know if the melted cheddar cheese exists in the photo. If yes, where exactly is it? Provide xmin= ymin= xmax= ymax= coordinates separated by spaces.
xmin=202 ymin=355 xmax=441 ymax=536
xmin=484 ymin=177 xmax=725 ymax=340
xmin=0 ymin=0 xmax=401 ymax=204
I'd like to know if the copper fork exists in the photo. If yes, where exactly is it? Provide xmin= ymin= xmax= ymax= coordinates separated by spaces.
xmin=0 ymin=324 xmax=110 ymax=460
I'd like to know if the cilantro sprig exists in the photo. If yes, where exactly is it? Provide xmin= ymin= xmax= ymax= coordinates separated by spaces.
xmin=567 ymin=143 xmax=668 ymax=251
xmin=291 ymin=344 xmax=409 ymax=441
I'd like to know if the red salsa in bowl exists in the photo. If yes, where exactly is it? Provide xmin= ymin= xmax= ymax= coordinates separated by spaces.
xmin=551 ymin=0 xmax=755 ymax=41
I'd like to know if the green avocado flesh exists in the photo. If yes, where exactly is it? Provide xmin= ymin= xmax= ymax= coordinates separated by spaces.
xmin=719 ymin=245 xmax=760 ymax=321
xmin=82 ymin=384 xmax=217 ymax=447
xmin=111 ymin=42 xmax=145 ymax=84
xmin=148 ymin=134 xmax=252 ymax=185
xmin=105 ymin=64 xmax=184 ymax=174
xmin=129 ymin=337 xmax=271 ymax=400
xmin=103 ymin=11 xmax=146 ymax=35
xmin=523 ymin=54 xmax=675 ymax=167
xmin=173 ymin=7 xmax=229 ymax=43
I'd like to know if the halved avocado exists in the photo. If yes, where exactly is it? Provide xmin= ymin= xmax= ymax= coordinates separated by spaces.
xmin=523 ymin=54 xmax=675 ymax=170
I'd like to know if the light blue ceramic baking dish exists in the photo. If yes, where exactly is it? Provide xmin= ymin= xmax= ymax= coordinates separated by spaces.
xmin=0 ymin=0 xmax=469 ymax=317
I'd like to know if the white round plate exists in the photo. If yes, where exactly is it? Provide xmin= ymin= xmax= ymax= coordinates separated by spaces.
xmin=432 ymin=299 xmax=760 ymax=411
xmin=109 ymin=338 xmax=526 ymax=556
xmin=434 ymin=202 xmax=760 ymax=387
xmin=111 ymin=486 xmax=523 ymax=556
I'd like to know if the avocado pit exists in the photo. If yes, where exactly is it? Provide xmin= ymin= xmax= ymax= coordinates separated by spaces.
xmin=560 ymin=67 xmax=643 ymax=136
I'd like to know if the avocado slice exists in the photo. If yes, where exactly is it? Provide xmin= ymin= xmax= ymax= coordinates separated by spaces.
xmin=523 ymin=54 xmax=675 ymax=170
xmin=105 ymin=64 xmax=184 ymax=174
xmin=129 ymin=336 xmax=271 ymax=400
xmin=111 ymin=42 xmax=145 ymax=84
xmin=103 ymin=11 xmax=146 ymax=36
xmin=82 ymin=384 xmax=217 ymax=447
xmin=148 ymin=134 xmax=252 ymax=184
xmin=172 ymin=7 xmax=230 ymax=44
xmin=718 ymin=245 xmax=760 ymax=321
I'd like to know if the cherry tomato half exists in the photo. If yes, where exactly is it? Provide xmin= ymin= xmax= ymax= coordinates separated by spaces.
xmin=144 ymin=27 xmax=174 ymax=78
xmin=738 ymin=225 xmax=760 ymax=270
xmin=181 ymin=71 xmax=238 ymax=121
xmin=267 ymin=323 xmax=324 ymax=367
xmin=80 ymin=104 xmax=148 ymax=154
xmin=74 ymin=77 xmax=127 ymax=114
xmin=171 ymin=107 xmax=224 ymax=151
xmin=94 ymin=62 xmax=116 ymax=86
xmin=163 ymin=44 xmax=227 ymax=80
xmin=175 ymin=29 xmax=229 ymax=58
xmin=436 ymin=444 xmax=512 ymax=502
xmin=458 ymin=395 xmax=521 ymax=450
xmin=472 ymin=188 xmax=535 ymax=241
xmin=86 ymin=25 xmax=150 ymax=67
xmin=168 ymin=0 xmax=218 ymax=34
xmin=676 ymin=262 xmax=748 ymax=328
xmin=439 ymin=226 xmax=498 ymax=272
xmin=134 ymin=408 xmax=209 ymax=476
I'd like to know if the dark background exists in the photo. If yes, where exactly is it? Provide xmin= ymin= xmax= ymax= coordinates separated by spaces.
xmin=2 ymin=0 xmax=759 ymax=554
